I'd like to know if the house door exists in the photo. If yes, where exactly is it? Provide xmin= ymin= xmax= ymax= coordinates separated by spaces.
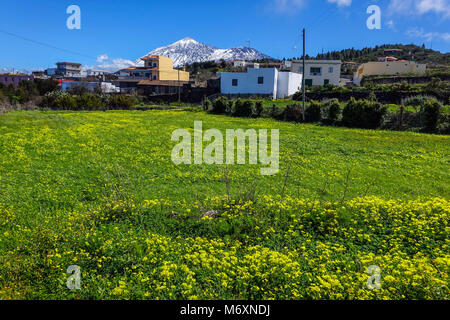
xmin=324 ymin=79 xmax=330 ymax=85
xmin=305 ymin=79 xmax=313 ymax=87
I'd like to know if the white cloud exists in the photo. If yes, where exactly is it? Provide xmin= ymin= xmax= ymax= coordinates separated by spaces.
xmin=386 ymin=20 xmax=396 ymax=30
xmin=85 ymin=57 xmax=137 ymax=73
xmin=388 ymin=0 xmax=450 ymax=18
xmin=96 ymin=54 xmax=109 ymax=63
xmin=273 ymin=0 xmax=306 ymax=12
xmin=406 ymin=27 xmax=450 ymax=42
xmin=327 ymin=0 xmax=352 ymax=7
xmin=272 ymin=0 xmax=352 ymax=13
xmin=417 ymin=0 xmax=450 ymax=15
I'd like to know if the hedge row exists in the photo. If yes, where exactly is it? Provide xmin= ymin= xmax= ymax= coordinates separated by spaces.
xmin=206 ymin=96 xmax=448 ymax=134
xmin=40 ymin=91 xmax=139 ymax=110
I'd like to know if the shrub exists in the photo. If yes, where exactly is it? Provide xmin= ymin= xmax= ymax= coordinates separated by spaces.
xmin=76 ymin=94 xmax=104 ymax=111
xmin=35 ymin=79 xmax=59 ymax=95
xmin=401 ymin=95 xmax=436 ymax=109
xmin=269 ymin=104 xmax=283 ymax=120
xmin=342 ymin=98 xmax=387 ymax=129
xmin=211 ymin=96 xmax=229 ymax=114
xmin=305 ymin=100 xmax=322 ymax=123
xmin=107 ymin=95 xmax=138 ymax=109
xmin=203 ymin=98 xmax=211 ymax=111
xmin=232 ymin=99 xmax=253 ymax=117
xmin=322 ymin=100 xmax=341 ymax=125
xmin=283 ymin=104 xmax=303 ymax=122
xmin=40 ymin=91 xmax=76 ymax=110
xmin=422 ymin=99 xmax=442 ymax=132
xmin=253 ymin=100 xmax=264 ymax=118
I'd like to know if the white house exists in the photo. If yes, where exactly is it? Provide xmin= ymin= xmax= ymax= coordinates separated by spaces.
xmin=219 ymin=68 xmax=302 ymax=99
xmin=290 ymin=60 xmax=341 ymax=86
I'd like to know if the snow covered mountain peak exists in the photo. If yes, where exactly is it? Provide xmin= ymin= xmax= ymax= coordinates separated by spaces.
xmin=136 ymin=37 xmax=273 ymax=67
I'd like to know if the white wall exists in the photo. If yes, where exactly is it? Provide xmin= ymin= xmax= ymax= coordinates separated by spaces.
xmin=220 ymin=68 xmax=278 ymax=99
xmin=277 ymin=72 xmax=302 ymax=99
xmin=220 ymin=69 xmax=302 ymax=99
xmin=291 ymin=60 xmax=341 ymax=86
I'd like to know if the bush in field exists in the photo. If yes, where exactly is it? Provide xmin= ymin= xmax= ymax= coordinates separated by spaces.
xmin=211 ymin=96 xmax=229 ymax=114
xmin=76 ymin=94 xmax=104 ymax=111
xmin=40 ymin=91 xmax=76 ymax=110
xmin=342 ymin=98 xmax=387 ymax=129
xmin=422 ymin=99 xmax=442 ymax=132
xmin=269 ymin=104 xmax=283 ymax=120
xmin=305 ymin=100 xmax=322 ymax=123
xmin=35 ymin=79 xmax=59 ymax=96
xmin=107 ymin=95 xmax=138 ymax=109
xmin=401 ymin=95 xmax=437 ymax=110
xmin=202 ymin=98 xmax=211 ymax=111
xmin=232 ymin=99 xmax=253 ymax=117
xmin=292 ymin=90 xmax=303 ymax=101
xmin=283 ymin=104 xmax=303 ymax=122
xmin=253 ymin=100 xmax=264 ymax=118
xmin=322 ymin=100 xmax=341 ymax=125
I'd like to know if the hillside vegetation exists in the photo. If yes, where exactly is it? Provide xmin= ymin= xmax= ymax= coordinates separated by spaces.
xmin=313 ymin=44 xmax=450 ymax=66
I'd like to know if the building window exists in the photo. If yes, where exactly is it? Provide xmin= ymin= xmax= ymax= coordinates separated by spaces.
xmin=258 ymin=76 xmax=264 ymax=84
xmin=232 ymin=79 xmax=238 ymax=86
xmin=310 ymin=67 xmax=321 ymax=76
xmin=298 ymin=66 xmax=304 ymax=73
xmin=328 ymin=67 xmax=333 ymax=73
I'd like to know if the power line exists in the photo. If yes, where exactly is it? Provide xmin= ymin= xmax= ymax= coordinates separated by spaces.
xmin=0 ymin=28 xmax=97 ymax=60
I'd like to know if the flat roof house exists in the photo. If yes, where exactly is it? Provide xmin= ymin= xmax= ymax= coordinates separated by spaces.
xmin=290 ymin=60 xmax=342 ymax=86
xmin=121 ymin=56 xmax=189 ymax=82
xmin=219 ymin=68 xmax=302 ymax=99
xmin=55 ymin=62 xmax=82 ymax=77
xmin=353 ymin=60 xmax=426 ymax=85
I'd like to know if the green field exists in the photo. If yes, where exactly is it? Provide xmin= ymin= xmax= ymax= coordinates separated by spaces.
xmin=0 ymin=110 xmax=448 ymax=299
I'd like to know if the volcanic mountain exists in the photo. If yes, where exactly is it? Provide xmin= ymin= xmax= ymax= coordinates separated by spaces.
xmin=135 ymin=37 xmax=273 ymax=67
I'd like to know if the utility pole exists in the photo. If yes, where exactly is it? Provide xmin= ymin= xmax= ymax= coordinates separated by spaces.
xmin=302 ymin=28 xmax=306 ymax=122
xmin=178 ymin=67 xmax=181 ymax=105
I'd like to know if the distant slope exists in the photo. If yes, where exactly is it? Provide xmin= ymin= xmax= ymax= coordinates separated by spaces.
xmin=313 ymin=44 xmax=450 ymax=66
xmin=136 ymin=37 xmax=273 ymax=67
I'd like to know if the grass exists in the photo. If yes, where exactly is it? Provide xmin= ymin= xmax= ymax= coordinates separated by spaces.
xmin=0 ymin=110 xmax=448 ymax=299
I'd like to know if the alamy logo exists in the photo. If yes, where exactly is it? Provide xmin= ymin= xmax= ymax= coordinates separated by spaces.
xmin=66 ymin=265 xmax=81 ymax=290
xmin=366 ymin=5 xmax=381 ymax=30
xmin=66 ymin=5 xmax=81 ymax=30
xmin=366 ymin=265 xmax=382 ymax=290
xmin=171 ymin=121 xmax=279 ymax=176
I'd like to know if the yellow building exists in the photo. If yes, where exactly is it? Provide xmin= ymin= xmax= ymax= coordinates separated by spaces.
xmin=122 ymin=56 xmax=189 ymax=81
xmin=353 ymin=60 xmax=426 ymax=85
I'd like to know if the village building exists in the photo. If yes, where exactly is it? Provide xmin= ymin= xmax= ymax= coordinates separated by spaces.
xmin=120 ymin=56 xmax=189 ymax=81
xmin=53 ymin=62 xmax=82 ymax=77
xmin=289 ymin=60 xmax=342 ymax=86
xmin=353 ymin=60 xmax=427 ymax=85
xmin=219 ymin=68 xmax=302 ymax=99
xmin=0 ymin=73 xmax=34 ymax=89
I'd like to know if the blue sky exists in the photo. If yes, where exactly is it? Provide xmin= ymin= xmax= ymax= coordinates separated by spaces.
xmin=0 ymin=0 xmax=449 ymax=71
